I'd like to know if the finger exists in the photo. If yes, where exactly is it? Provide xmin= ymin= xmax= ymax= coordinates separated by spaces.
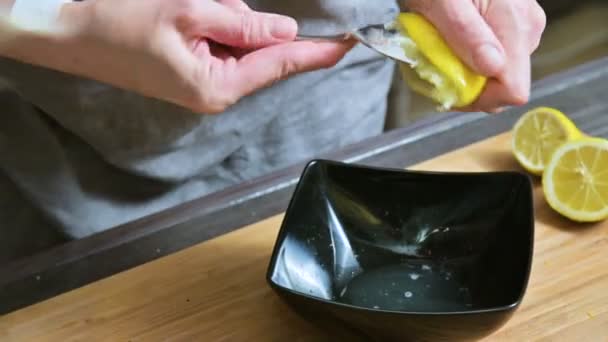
xmin=462 ymin=56 xmax=530 ymax=112
xmin=528 ymin=1 xmax=547 ymax=53
xmin=194 ymin=2 xmax=297 ymax=49
xmin=228 ymin=46 xmax=254 ymax=59
xmin=487 ymin=107 xmax=507 ymax=114
xmin=458 ymin=79 xmax=515 ymax=112
xmin=408 ymin=0 xmax=506 ymax=77
xmin=457 ymin=59 xmax=530 ymax=113
xmin=222 ymin=40 xmax=356 ymax=99
xmin=496 ymin=49 xmax=531 ymax=106
xmin=484 ymin=3 xmax=533 ymax=106
xmin=209 ymin=41 xmax=233 ymax=60
xmin=457 ymin=104 xmax=506 ymax=114
xmin=217 ymin=0 xmax=251 ymax=12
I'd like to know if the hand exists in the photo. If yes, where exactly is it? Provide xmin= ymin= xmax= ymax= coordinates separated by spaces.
xmin=406 ymin=0 xmax=546 ymax=112
xmin=1 ymin=0 xmax=355 ymax=113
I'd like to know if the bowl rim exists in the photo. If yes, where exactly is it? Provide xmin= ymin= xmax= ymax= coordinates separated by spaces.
xmin=265 ymin=159 xmax=535 ymax=316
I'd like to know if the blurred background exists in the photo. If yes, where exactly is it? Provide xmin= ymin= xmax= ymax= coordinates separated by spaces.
xmin=385 ymin=0 xmax=608 ymax=130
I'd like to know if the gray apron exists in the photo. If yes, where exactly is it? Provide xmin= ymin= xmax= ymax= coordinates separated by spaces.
xmin=0 ymin=0 xmax=399 ymax=262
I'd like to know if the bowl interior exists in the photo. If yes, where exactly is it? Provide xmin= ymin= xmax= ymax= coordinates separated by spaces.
xmin=268 ymin=160 xmax=534 ymax=313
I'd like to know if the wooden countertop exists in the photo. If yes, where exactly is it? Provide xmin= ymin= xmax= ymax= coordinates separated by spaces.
xmin=2 ymin=132 xmax=607 ymax=341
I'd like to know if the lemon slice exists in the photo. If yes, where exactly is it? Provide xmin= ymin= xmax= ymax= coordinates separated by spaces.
xmin=543 ymin=138 xmax=608 ymax=222
xmin=393 ymin=13 xmax=487 ymax=110
xmin=512 ymin=107 xmax=583 ymax=175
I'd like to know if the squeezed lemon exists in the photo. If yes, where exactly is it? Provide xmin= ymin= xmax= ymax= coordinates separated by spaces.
xmin=393 ymin=13 xmax=487 ymax=110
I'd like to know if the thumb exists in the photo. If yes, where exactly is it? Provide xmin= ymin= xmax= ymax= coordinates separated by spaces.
xmin=203 ymin=2 xmax=297 ymax=49
xmin=408 ymin=0 xmax=506 ymax=77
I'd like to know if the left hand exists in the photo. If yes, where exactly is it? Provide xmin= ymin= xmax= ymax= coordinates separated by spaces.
xmin=1 ymin=0 xmax=355 ymax=114
xmin=405 ymin=0 xmax=547 ymax=112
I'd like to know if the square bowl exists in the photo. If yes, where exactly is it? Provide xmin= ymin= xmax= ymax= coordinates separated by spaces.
xmin=266 ymin=160 xmax=534 ymax=341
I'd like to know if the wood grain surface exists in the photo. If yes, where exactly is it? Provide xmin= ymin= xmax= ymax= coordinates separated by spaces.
xmin=1 ymin=133 xmax=607 ymax=341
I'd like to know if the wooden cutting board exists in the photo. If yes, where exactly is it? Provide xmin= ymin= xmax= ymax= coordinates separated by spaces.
xmin=1 ymin=133 xmax=607 ymax=341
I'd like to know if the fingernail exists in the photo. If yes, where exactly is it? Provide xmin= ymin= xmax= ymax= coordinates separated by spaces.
xmin=270 ymin=15 xmax=297 ymax=40
xmin=474 ymin=44 xmax=505 ymax=75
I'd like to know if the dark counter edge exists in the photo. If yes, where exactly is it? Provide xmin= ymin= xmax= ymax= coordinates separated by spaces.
xmin=2 ymin=57 xmax=607 ymax=315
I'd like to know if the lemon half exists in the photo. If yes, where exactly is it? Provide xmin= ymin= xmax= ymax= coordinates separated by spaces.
xmin=543 ymin=138 xmax=608 ymax=222
xmin=512 ymin=107 xmax=583 ymax=175
xmin=394 ymin=13 xmax=487 ymax=110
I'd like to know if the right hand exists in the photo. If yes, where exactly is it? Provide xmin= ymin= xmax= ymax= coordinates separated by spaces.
xmin=406 ymin=0 xmax=546 ymax=113
xmin=3 ymin=0 xmax=355 ymax=113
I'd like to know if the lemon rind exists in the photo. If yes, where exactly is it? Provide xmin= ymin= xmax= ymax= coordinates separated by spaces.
xmin=396 ymin=13 xmax=486 ymax=109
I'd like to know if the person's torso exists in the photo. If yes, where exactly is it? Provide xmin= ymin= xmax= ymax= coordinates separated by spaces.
xmin=0 ymin=0 xmax=399 ymax=238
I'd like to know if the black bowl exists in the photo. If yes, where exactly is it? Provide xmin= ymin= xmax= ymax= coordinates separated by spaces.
xmin=266 ymin=160 xmax=534 ymax=341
